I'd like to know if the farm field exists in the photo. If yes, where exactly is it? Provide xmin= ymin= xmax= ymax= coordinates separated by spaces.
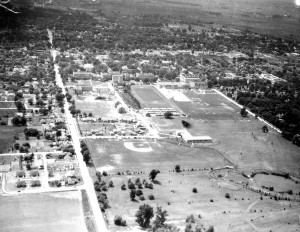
xmin=0 ymin=126 xmax=26 ymax=154
xmin=0 ymin=191 xmax=87 ymax=232
xmin=48 ymin=0 xmax=300 ymax=38
xmin=131 ymin=85 xmax=174 ymax=109
xmin=101 ymin=0 xmax=300 ymax=38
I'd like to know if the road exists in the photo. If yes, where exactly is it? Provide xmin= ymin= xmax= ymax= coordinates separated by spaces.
xmin=108 ymin=82 xmax=159 ymax=138
xmin=52 ymin=50 xmax=108 ymax=232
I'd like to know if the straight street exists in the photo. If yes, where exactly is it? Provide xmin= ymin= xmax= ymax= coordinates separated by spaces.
xmin=52 ymin=51 xmax=108 ymax=232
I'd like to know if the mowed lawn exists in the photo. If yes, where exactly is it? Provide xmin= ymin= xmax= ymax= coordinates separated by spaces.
xmin=153 ymin=89 xmax=300 ymax=176
xmin=0 ymin=126 xmax=26 ymax=153
xmin=131 ymin=85 xmax=173 ymax=108
xmin=75 ymin=100 xmax=115 ymax=118
xmin=175 ymin=90 xmax=240 ymax=120
xmin=0 ymin=191 xmax=87 ymax=232
xmin=87 ymin=138 xmax=231 ymax=173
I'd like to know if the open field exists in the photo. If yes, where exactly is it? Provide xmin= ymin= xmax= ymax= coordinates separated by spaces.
xmin=0 ymin=191 xmax=87 ymax=232
xmin=47 ymin=0 xmax=300 ymax=38
xmin=0 ymin=126 xmax=25 ymax=154
xmin=175 ymin=89 xmax=240 ymax=120
xmin=253 ymin=174 xmax=300 ymax=193
xmin=100 ymin=0 xmax=300 ymax=38
xmin=75 ymin=100 xmax=115 ymax=118
xmin=131 ymin=85 xmax=173 ymax=109
xmin=87 ymin=138 xmax=230 ymax=173
xmin=150 ymin=89 xmax=300 ymax=177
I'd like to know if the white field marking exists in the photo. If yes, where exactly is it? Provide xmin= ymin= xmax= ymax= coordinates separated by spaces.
xmin=97 ymin=165 xmax=115 ymax=172
xmin=123 ymin=141 xmax=153 ymax=153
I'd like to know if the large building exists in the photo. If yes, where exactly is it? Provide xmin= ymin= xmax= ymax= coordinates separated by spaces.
xmin=73 ymin=71 xmax=93 ymax=80
xmin=178 ymin=131 xmax=213 ymax=143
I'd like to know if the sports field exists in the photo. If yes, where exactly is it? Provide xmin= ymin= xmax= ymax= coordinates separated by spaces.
xmin=86 ymin=138 xmax=300 ymax=231
xmin=87 ymin=138 xmax=230 ymax=173
xmin=131 ymin=85 xmax=173 ymax=108
xmin=0 ymin=191 xmax=87 ymax=232
xmin=151 ymin=89 xmax=300 ymax=176
xmin=175 ymin=89 xmax=240 ymax=120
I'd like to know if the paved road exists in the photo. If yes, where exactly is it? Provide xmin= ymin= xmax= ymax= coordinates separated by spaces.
xmin=52 ymin=50 xmax=108 ymax=232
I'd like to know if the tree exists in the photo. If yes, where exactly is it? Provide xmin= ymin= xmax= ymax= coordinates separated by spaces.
xmin=130 ymin=189 xmax=136 ymax=201
xmin=207 ymin=80 xmax=213 ymax=88
xmin=96 ymin=171 xmax=102 ymax=182
xmin=153 ymin=206 xmax=168 ymax=229
xmin=207 ymin=226 xmax=214 ymax=232
xmin=164 ymin=111 xmax=173 ymax=119
xmin=240 ymin=107 xmax=248 ymax=117
xmin=114 ymin=216 xmax=127 ymax=226
xmin=262 ymin=125 xmax=268 ymax=133
xmin=149 ymin=169 xmax=160 ymax=181
xmin=175 ymin=165 xmax=181 ymax=173
xmin=28 ymin=98 xmax=33 ymax=105
xmin=135 ymin=204 xmax=154 ymax=228
xmin=15 ymin=101 xmax=24 ymax=112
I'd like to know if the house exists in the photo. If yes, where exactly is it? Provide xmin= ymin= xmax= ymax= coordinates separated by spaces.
xmin=112 ymin=74 xmax=123 ymax=84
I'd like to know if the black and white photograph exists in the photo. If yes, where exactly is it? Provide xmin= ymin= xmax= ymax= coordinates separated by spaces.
xmin=0 ymin=0 xmax=299 ymax=231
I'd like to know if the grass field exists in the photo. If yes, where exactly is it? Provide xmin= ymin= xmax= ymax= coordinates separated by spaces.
xmin=151 ymin=89 xmax=300 ymax=177
xmin=0 ymin=191 xmax=87 ymax=232
xmin=86 ymin=139 xmax=300 ymax=231
xmin=75 ymin=100 xmax=115 ymax=118
xmin=87 ymin=138 xmax=230 ymax=173
xmin=131 ymin=85 xmax=173 ymax=109
xmin=0 ymin=126 xmax=25 ymax=154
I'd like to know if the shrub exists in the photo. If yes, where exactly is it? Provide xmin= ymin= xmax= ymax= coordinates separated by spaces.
xmin=139 ymin=195 xmax=145 ymax=201
xmin=137 ymin=183 xmax=143 ymax=189
xmin=148 ymin=194 xmax=155 ymax=200
xmin=192 ymin=188 xmax=197 ymax=193
xmin=101 ymin=185 xmax=108 ymax=191
xmin=114 ymin=216 xmax=127 ymax=226
xmin=225 ymin=193 xmax=230 ymax=199
xmin=136 ymin=189 xmax=143 ymax=196
xmin=148 ymin=183 xmax=153 ymax=189
xmin=210 ymin=199 xmax=214 ymax=202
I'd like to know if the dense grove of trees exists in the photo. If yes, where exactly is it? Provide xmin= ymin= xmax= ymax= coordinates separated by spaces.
xmin=219 ymin=77 xmax=300 ymax=140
